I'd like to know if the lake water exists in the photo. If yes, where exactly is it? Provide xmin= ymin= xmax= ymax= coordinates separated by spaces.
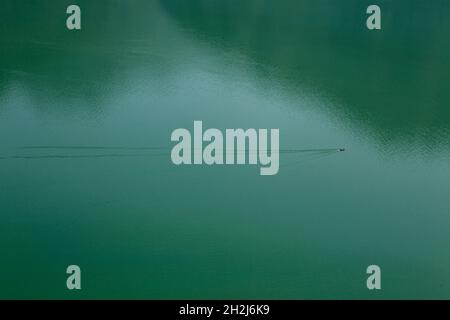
xmin=1 ymin=0 xmax=450 ymax=299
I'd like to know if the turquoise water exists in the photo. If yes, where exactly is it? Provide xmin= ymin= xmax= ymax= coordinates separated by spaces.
xmin=1 ymin=0 xmax=450 ymax=299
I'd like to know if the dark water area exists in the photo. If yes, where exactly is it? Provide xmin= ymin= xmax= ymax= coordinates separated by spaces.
xmin=1 ymin=1 xmax=450 ymax=299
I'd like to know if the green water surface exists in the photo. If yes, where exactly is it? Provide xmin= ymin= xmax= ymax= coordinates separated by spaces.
xmin=1 ymin=0 xmax=450 ymax=299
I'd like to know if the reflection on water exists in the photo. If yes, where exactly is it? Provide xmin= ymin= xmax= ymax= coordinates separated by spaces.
xmin=2 ymin=1 xmax=450 ymax=151
xmin=161 ymin=0 xmax=450 ymax=152
xmin=1 ymin=0 xmax=450 ymax=299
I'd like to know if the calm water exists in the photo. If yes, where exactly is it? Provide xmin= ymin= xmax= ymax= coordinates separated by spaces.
xmin=1 ymin=0 xmax=450 ymax=299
